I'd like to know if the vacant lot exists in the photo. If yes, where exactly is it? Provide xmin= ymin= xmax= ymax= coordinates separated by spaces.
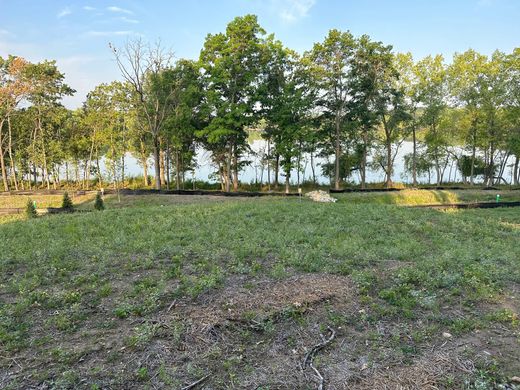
xmin=1 ymin=191 xmax=519 ymax=389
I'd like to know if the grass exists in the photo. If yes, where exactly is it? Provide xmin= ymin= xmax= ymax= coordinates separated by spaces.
xmin=334 ymin=189 xmax=519 ymax=205
xmin=0 ymin=193 xmax=95 ymax=209
xmin=0 ymin=192 xmax=519 ymax=388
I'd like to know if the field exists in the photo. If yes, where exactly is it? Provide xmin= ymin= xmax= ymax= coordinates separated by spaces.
xmin=1 ymin=190 xmax=520 ymax=389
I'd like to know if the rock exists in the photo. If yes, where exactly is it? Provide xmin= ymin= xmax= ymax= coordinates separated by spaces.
xmin=511 ymin=376 xmax=520 ymax=383
xmin=442 ymin=332 xmax=452 ymax=339
xmin=305 ymin=190 xmax=337 ymax=203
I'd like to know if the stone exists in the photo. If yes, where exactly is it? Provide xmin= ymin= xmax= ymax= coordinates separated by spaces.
xmin=305 ymin=190 xmax=337 ymax=203
xmin=442 ymin=332 xmax=452 ymax=339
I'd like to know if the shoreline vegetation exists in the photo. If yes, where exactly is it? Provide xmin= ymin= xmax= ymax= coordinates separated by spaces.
xmin=2 ymin=15 xmax=520 ymax=195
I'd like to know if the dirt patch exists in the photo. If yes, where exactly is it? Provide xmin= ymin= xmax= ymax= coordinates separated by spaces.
xmin=352 ymin=351 xmax=475 ymax=389
xmin=175 ymin=274 xmax=355 ymax=332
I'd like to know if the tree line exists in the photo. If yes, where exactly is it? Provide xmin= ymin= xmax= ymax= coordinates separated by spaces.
xmin=1 ymin=15 xmax=520 ymax=193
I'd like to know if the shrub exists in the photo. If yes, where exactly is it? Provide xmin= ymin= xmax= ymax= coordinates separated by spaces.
xmin=25 ymin=199 xmax=37 ymax=219
xmin=62 ymin=192 xmax=74 ymax=211
xmin=94 ymin=192 xmax=105 ymax=211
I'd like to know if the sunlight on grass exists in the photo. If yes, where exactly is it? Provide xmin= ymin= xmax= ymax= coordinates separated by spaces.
xmin=335 ymin=189 xmax=520 ymax=206
xmin=0 ymin=193 xmax=95 ymax=209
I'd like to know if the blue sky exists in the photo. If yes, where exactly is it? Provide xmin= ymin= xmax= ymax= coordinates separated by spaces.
xmin=1 ymin=0 xmax=519 ymax=108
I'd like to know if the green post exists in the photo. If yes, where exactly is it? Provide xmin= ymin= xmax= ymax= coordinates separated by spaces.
xmin=496 ymin=194 xmax=500 ymax=203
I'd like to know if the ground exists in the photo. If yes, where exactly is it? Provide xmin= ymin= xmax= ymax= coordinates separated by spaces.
xmin=0 ymin=190 xmax=519 ymax=389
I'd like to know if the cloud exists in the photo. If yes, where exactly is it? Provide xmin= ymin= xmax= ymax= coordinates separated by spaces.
xmin=84 ymin=30 xmax=136 ymax=37
xmin=275 ymin=0 xmax=316 ymax=23
xmin=57 ymin=7 xmax=72 ymax=18
xmin=83 ymin=6 xmax=96 ymax=11
xmin=119 ymin=16 xmax=139 ymax=24
xmin=0 ymin=29 xmax=12 ymax=37
xmin=107 ymin=6 xmax=133 ymax=15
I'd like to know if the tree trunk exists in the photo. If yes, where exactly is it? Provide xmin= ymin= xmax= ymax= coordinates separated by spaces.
xmin=334 ymin=114 xmax=341 ymax=190
xmin=383 ymin=117 xmax=393 ymax=188
xmin=175 ymin=149 xmax=181 ymax=190
xmin=65 ymin=161 xmax=69 ymax=188
xmin=274 ymin=153 xmax=280 ymax=190
xmin=267 ymin=139 xmax=271 ymax=191
xmin=232 ymin=146 xmax=239 ymax=192
xmin=361 ymin=128 xmax=368 ymax=189
xmin=285 ymin=170 xmax=290 ymax=194
xmin=0 ymin=119 xmax=9 ymax=192
xmin=96 ymin=151 xmax=102 ymax=187
xmin=310 ymin=150 xmax=316 ymax=186
xmin=140 ymin=139 xmax=149 ymax=187
xmin=7 ymin=115 xmax=18 ymax=190
xmin=514 ymin=156 xmax=519 ymax=186
xmin=159 ymin=149 xmax=166 ymax=187
xmin=412 ymin=124 xmax=417 ymax=186
xmin=470 ymin=122 xmax=476 ymax=185
xmin=153 ymin=136 xmax=161 ymax=190
xmin=33 ymin=162 xmax=37 ymax=188
xmin=121 ymin=154 xmax=125 ymax=186
xmin=165 ymin=146 xmax=170 ymax=190
xmin=225 ymin=144 xmax=232 ymax=192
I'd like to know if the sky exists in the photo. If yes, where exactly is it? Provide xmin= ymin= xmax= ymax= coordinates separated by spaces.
xmin=1 ymin=0 xmax=519 ymax=108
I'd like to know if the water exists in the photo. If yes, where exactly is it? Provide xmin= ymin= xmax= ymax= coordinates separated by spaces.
xmin=104 ymin=140 xmax=515 ymax=186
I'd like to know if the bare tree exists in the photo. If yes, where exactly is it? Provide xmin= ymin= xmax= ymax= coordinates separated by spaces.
xmin=110 ymin=39 xmax=174 ymax=189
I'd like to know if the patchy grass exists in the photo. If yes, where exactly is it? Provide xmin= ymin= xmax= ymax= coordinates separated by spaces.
xmin=334 ymin=189 xmax=520 ymax=205
xmin=0 ymin=193 xmax=95 ymax=209
xmin=0 ymin=193 xmax=519 ymax=388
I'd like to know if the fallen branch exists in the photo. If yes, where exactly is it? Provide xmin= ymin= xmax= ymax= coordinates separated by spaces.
xmin=181 ymin=374 xmax=210 ymax=390
xmin=302 ymin=327 xmax=336 ymax=390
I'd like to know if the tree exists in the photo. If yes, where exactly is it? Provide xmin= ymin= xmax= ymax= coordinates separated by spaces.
xmin=25 ymin=198 xmax=37 ymax=218
xmin=0 ymin=56 xmax=31 ymax=191
xmin=62 ymin=191 xmax=74 ymax=210
xmin=22 ymin=60 xmax=74 ymax=190
xmin=369 ymin=54 xmax=411 ymax=187
xmin=84 ymin=82 xmax=131 ymax=190
xmin=351 ymin=36 xmax=395 ymax=188
xmin=394 ymin=52 xmax=422 ymax=186
xmin=415 ymin=55 xmax=450 ymax=185
xmin=306 ymin=30 xmax=357 ymax=190
xmin=198 ymin=15 xmax=267 ymax=192
xmin=94 ymin=191 xmax=105 ymax=210
xmin=260 ymin=38 xmax=316 ymax=193
xmin=110 ymin=39 xmax=174 ymax=189
xmin=163 ymin=59 xmax=203 ymax=190
xmin=448 ymin=49 xmax=488 ymax=185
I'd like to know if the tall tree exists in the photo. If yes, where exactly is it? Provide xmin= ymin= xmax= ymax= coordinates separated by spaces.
xmin=0 ymin=56 xmax=31 ymax=191
xmin=163 ymin=59 xmax=203 ymax=190
xmin=306 ymin=30 xmax=356 ymax=190
xmin=415 ymin=55 xmax=450 ymax=185
xmin=25 ymin=60 xmax=74 ymax=189
xmin=198 ymin=15 xmax=267 ymax=192
xmin=351 ymin=36 xmax=395 ymax=188
xmin=110 ymin=39 xmax=174 ymax=189
xmin=260 ymin=38 xmax=315 ymax=193
xmin=449 ymin=49 xmax=487 ymax=185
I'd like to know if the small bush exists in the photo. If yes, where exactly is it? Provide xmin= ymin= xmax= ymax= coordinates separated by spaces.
xmin=62 ymin=192 xmax=74 ymax=211
xmin=25 ymin=199 xmax=37 ymax=219
xmin=94 ymin=192 xmax=105 ymax=211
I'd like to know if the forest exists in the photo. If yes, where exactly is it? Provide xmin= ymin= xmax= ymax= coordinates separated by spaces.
xmin=1 ymin=14 xmax=520 ymax=193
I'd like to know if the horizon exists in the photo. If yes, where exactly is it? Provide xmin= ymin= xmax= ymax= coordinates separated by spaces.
xmin=1 ymin=0 xmax=519 ymax=109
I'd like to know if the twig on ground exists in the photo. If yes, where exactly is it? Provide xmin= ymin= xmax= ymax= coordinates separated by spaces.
xmin=181 ymin=374 xmax=210 ymax=390
xmin=301 ymin=327 xmax=336 ymax=390
xmin=167 ymin=299 xmax=177 ymax=312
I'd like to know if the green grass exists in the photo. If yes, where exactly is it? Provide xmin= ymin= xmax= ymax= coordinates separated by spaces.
xmin=334 ymin=189 xmax=520 ymax=205
xmin=1 ymin=193 xmax=519 ymax=388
